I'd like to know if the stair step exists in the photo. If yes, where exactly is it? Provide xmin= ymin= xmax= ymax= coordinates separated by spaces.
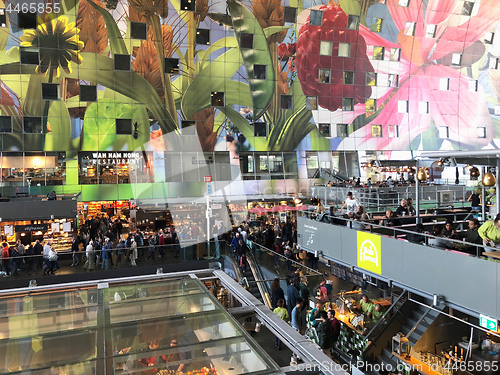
xmin=381 ymin=348 xmax=394 ymax=358
xmin=407 ymin=317 xmax=430 ymax=329
xmin=376 ymin=354 xmax=397 ymax=370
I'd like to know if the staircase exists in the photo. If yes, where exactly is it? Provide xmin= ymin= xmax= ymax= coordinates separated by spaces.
xmin=242 ymin=268 xmax=264 ymax=303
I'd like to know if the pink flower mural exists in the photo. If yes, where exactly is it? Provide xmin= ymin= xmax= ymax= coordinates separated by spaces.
xmin=296 ymin=0 xmax=500 ymax=150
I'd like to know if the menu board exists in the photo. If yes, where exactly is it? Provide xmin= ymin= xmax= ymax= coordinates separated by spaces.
xmin=63 ymin=222 xmax=72 ymax=232
xmin=4 ymin=225 xmax=13 ymax=236
xmin=330 ymin=262 xmax=364 ymax=287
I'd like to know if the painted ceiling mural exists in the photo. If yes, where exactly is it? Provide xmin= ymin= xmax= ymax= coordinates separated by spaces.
xmin=0 ymin=0 xmax=499 ymax=154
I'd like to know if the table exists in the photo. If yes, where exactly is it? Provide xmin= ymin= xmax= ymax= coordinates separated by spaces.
xmin=482 ymin=251 xmax=500 ymax=259
xmin=393 ymin=354 xmax=443 ymax=375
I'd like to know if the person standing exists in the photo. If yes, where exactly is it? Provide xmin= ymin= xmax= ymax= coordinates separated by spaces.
xmin=25 ymin=243 xmax=35 ymax=276
xmin=43 ymin=241 xmax=52 ymax=274
xmin=2 ymin=242 xmax=11 ymax=276
xmin=83 ymin=240 xmax=95 ymax=271
xmin=47 ymin=246 xmax=58 ymax=275
xmin=328 ymin=309 xmax=341 ymax=346
xmin=273 ymin=299 xmax=289 ymax=350
xmin=116 ymin=240 xmax=126 ymax=269
xmin=271 ymin=278 xmax=285 ymax=310
xmin=147 ymin=234 xmax=156 ymax=260
xmin=287 ymin=278 xmax=300 ymax=317
xmin=478 ymin=213 xmax=500 ymax=252
xmin=129 ymin=238 xmax=138 ymax=267
xmin=316 ymin=310 xmax=333 ymax=358
xmin=102 ymin=238 xmax=112 ymax=270
xmin=291 ymin=298 xmax=304 ymax=332
xmin=468 ymin=189 xmax=482 ymax=211
xmin=71 ymin=236 xmax=80 ymax=267
xmin=33 ymin=240 xmax=43 ymax=269
xmin=339 ymin=192 xmax=360 ymax=215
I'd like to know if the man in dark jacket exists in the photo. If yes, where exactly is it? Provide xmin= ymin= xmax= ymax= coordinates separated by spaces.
xmin=457 ymin=219 xmax=482 ymax=254
xmin=33 ymin=240 xmax=43 ymax=269
xmin=287 ymin=278 xmax=300 ymax=317
xmin=316 ymin=310 xmax=332 ymax=358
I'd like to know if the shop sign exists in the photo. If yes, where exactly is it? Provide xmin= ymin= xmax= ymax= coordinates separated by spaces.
xmin=211 ymin=204 xmax=222 ymax=210
xmin=89 ymin=152 xmax=142 ymax=165
xmin=479 ymin=314 xmax=498 ymax=331
xmin=357 ymin=232 xmax=382 ymax=275
xmin=204 ymin=176 xmax=212 ymax=182
xmin=15 ymin=224 xmax=49 ymax=232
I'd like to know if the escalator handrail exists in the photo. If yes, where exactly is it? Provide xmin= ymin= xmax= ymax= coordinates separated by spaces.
xmin=246 ymin=244 xmax=272 ymax=308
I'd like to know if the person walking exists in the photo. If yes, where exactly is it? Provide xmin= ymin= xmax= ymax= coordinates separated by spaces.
xmin=25 ymin=243 xmax=35 ymax=276
xmin=271 ymin=278 xmax=285 ymax=310
xmin=147 ymin=234 xmax=156 ymax=260
xmin=273 ymin=299 xmax=289 ymax=350
xmin=33 ymin=240 xmax=43 ymax=270
xmin=83 ymin=240 xmax=95 ymax=271
xmin=116 ymin=240 xmax=126 ymax=269
xmin=47 ymin=246 xmax=58 ymax=275
xmin=71 ymin=236 xmax=80 ymax=267
xmin=102 ymin=238 xmax=112 ymax=270
xmin=2 ymin=242 xmax=11 ymax=276
xmin=287 ymin=278 xmax=301 ymax=317
xmin=130 ymin=238 xmax=138 ymax=267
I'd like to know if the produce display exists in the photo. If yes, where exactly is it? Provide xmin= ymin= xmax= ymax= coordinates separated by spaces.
xmin=156 ymin=366 xmax=218 ymax=375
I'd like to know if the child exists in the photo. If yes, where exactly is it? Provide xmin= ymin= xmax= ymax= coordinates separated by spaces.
xmin=273 ymin=299 xmax=289 ymax=350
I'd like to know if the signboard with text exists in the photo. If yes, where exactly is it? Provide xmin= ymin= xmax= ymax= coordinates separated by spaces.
xmin=204 ymin=176 xmax=212 ymax=182
xmin=357 ymin=231 xmax=382 ymax=275
xmin=479 ymin=314 xmax=498 ymax=331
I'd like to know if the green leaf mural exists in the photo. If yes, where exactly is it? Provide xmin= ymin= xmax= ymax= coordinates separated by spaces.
xmin=228 ymin=0 xmax=276 ymax=120
xmin=87 ymin=0 xmax=128 ymax=55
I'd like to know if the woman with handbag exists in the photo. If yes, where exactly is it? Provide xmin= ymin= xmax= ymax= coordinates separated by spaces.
xmin=46 ymin=246 xmax=58 ymax=275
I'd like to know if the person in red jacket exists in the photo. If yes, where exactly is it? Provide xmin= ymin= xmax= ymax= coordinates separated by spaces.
xmin=328 ymin=309 xmax=341 ymax=343
xmin=2 ymin=242 xmax=11 ymax=276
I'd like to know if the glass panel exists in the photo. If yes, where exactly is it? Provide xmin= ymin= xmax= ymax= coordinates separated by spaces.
xmin=366 ymin=72 xmax=377 ymax=86
xmin=338 ymin=43 xmax=350 ymax=57
xmin=310 ymin=10 xmax=322 ymax=26
xmin=370 ymin=18 xmax=383 ymax=33
xmin=347 ymin=15 xmax=359 ymax=30
xmin=320 ymin=41 xmax=332 ymax=55
xmin=388 ymin=125 xmax=399 ymax=138
xmin=373 ymin=46 xmax=384 ymax=60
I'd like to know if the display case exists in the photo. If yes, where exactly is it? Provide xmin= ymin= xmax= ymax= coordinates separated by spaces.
xmin=0 ymin=277 xmax=280 ymax=375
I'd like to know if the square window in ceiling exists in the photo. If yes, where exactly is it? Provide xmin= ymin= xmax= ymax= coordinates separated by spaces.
xmin=477 ymin=127 xmax=486 ymax=138
xmin=342 ymin=98 xmax=354 ymax=111
xmin=495 ymin=106 xmax=500 ymax=116
xmin=284 ymin=7 xmax=297 ymax=23
xmin=426 ymin=24 xmax=437 ymax=38
xmin=319 ymin=124 xmax=330 ymax=137
xmin=388 ymin=74 xmax=399 ymax=87
xmin=254 ymin=122 xmax=267 ymax=137
xmin=80 ymin=85 xmax=97 ymax=102
xmin=439 ymin=77 xmax=450 ymax=90
xmin=42 ymin=83 xmax=60 ymax=101
xmin=180 ymin=0 xmax=196 ymax=12
xmin=0 ymin=116 xmax=12 ymax=133
xmin=338 ymin=43 xmax=350 ymax=57
xmin=469 ymin=80 xmax=478 ymax=92
xmin=18 ymin=11 xmax=37 ymax=29
xmin=164 ymin=58 xmax=180 ymax=74
xmin=116 ymin=118 xmax=133 ymax=135
xmin=240 ymin=33 xmax=254 ymax=49
xmin=390 ymin=48 xmax=401 ymax=61
xmin=490 ymin=57 xmax=499 ymax=70
xmin=254 ymin=64 xmax=266 ymax=80
xmin=398 ymin=100 xmax=408 ymax=113
xmin=306 ymin=96 xmax=318 ymax=110
xmin=318 ymin=69 xmax=330 ymax=83
xmin=280 ymin=95 xmax=292 ymax=109
xmin=398 ymin=0 xmax=410 ymax=6
xmin=347 ymin=15 xmax=359 ymax=30
xmin=366 ymin=72 xmax=377 ymax=86
xmin=370 ymin=18 xmax=383 ymax=33
xmin=0 ymin=9 xmax=6 ymax=27
xmin=20 ymin=48 xmax=39 ymax=65
xmin=438 ymin=126 xmax=449 ymax=138
xmin=462 ymin=1 xmax=474 ymax=16
xmin=452 ymin=53 xmax=462 ymax=66
xmin=388 ymin=125 xmax=399 ymax=138
xmin=320 ymin=41 xmax=333 ymax=56
xmin=343 ymin=71 xmax=354 ymax=85
xmin=366 ymin=99 xmax=376 ymax=114
xmin=404 ymin=22 xmax=415 ymax=36
xmin=485 ymin=32 xmax=495 ymax=44
xmin=371 ymin=125 xmax=382 ymax=138
xmin=373 ymin=46 xmax=384 ymax=60
xmin=181 ymin=120 xmax=196 ymax=135
xmin=23 ymin=117 xmax=43 ymax=133
xmin=114 ymin=54 xmax=131 ymax=71
xmin=130 ymin=22 xmax=147 ymax=39
xmin=211 ymin=92 xmax=224 ymax=106
xmin=418 ymin=101 xmax=429 ymax=114
xmin=337 ymin=124 xmax=348 ymax=137
xmin=310 ymin=10 xmax=323 ymax=26
xmin=196 ymin=28 xmax=210 ymax=45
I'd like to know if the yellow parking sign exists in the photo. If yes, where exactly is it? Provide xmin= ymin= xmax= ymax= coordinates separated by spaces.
xmin=357 ymin=232 xmax=382 ymax=274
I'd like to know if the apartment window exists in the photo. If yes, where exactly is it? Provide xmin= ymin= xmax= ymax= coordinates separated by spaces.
xmin=371 ymin=125 xmax=382 ymax=138
xmin=180 ymin=0 xmax=196 ymax=11
xmin=388 ymin=74 xmax=399 ymax=87
xmin=306 ymin=96 xmax=318 ymax=110
xmin=439 ymin=77 xmax=450 ymax=90
xmin=495 ymin=106 xmax=500 ymax=116
xmin=319 ymin=124 xmax=330 ymax=137
xmin=438 ymin=126 xmax=449 ymax=138
xmin=469 ymin=80 xmax=478 ymax=92
xmin=338 ymin=43 xmax=350 ymax=57
xmin=370 ymin=18 xmax=383 ymax=33
xmin=342 ymin=98 xmax=354 ymax=111
xmin=114 ymin=54 xmax=131 ymax=71
xmin=373 ymin=46 xmax=384 ymax=60
xmin=320 ymin=41 xmax=333 ymax=56
xmin=254 ymin=64 xmax=266 ymax=80
xmin=452 ymin=53 xmax=462 ymax=66
xmin=42 ymin=83 xmax=59 ymax=100
xmin=366 ymin=99 xmax=376 ymax=113
xmin=116 ymin=119 xmax=133 ymax=135
xmin=318 ymin=69 xmax=330 ymax=84
xmin=0 ymin=9 xmax=6 ymax=27
xmin=240 ymin=33 xmax=253 ymax=49
xmin=398 ymin=0 xmax=410 ymax=6
xmin=366 ymin=72 xmax=377 ymax=86
xmin=20 ymin=47 xmax=39 ymax=65
xmin=489 ymin=57 xmax=499 ymax=70
xmin=388 ymin=125 xmax=399 ymax=138
xmin=426 ymin=24 xmax=437 ymax=38
xmin=343 ymin=71 xmax=354 ymax=85
xmin=418 ymin=101 xmax=429 ymax=114
xmin=404 ymin=22 xmax=415 ymax=36
xmin=337 ymin=124 xmax=348 ymax=137
xmin=280 ymin=95 xmax=292 ymax=109
xmin=254 ymin=122 xmax=267 ymax=137
xmin=23 ymin=117 xmax=43 ymax=133
xmin=477 ymin=127 xmax=486 ymax=139
xmin=390 ymin=48 xmax=401 ymax=61
xmin=164 ymin=58 xmax=180 ymax=74
xmin=284 ymin=6 xmax=297 ymax=23
xmin=211 ymin=92 xmax=224 ymax=106
xmin=310 ymin=10 xmax=323 ymax=26
xmin=130 ymin=22 xmax=147 ymax=39
xmin=398 ymin=100 xmax=408 ymax=113
xmin=485 ymin=32 xmax=495 ymax=44
xmin=461 ymin=1 xmax=474 ymax=16
xmin=347 ymin=15 xmax=359 ymax=30
xmin=0 ymin=116 xmax=12 ymax=133
xmin=18 ymin=11 xmax=37 ymax=29
xmin=196 ymin=28 xmax=210 ymax=45
xmin=80 ymin=85 xmax=97 ymax=102
xmin=181 ymin=120 xmax=196 ymax=135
